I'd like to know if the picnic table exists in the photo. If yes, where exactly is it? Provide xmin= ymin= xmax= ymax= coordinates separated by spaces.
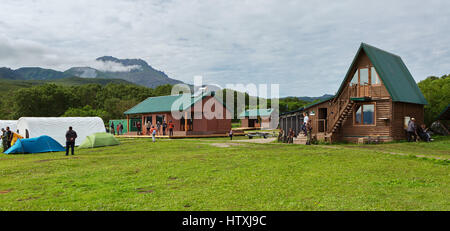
xmin=247 ymin=132 xmax=271 ymax=139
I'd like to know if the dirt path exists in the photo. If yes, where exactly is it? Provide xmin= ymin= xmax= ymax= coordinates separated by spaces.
xmin=233 ymin=137 xmax=276 ymax=144
xmin=209 ymin=143 xmax=245 ymax=148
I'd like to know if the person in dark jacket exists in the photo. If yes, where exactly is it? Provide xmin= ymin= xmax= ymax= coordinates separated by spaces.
xmin=65 ymin=126 xmax=77 ymax=156
xmin=110 ymin=122 xmax=115 ymax=135
xmin=162 ymin=121 xmax=167 ymax=136
xmin=417 ymin=124 xmax=431 ymax=142
xmin=1 ymin=128 xmax=8 ymax=152
xmin=5 ymin=127 xmax=12 ymax=150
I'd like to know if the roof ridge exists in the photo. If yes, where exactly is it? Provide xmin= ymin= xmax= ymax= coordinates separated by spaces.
xmin=361 ymin=42 xmax=401 ymax=58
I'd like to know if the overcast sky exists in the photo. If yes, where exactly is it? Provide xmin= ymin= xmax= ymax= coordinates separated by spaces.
xmin=1 ymin=0 xmax=449 ymax=97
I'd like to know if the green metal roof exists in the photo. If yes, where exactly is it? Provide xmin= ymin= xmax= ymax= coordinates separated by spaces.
xmin=238 ymin=108 xmax=274 ymax=118
xmin=335 ymin=43 xmax=428 ymax=105
xmin=124 ymin=93 xmax=220 ymax=115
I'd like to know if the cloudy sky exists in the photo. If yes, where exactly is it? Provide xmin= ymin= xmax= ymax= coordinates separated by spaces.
xmin=1 ymin=0 xmax=449 ymax=97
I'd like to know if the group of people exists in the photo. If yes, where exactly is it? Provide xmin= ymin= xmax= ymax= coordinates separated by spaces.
xmin=1 ymin=127 xmax=23 ymax=153
xmin=406 ymin=117 xmax=432 ymax=142
xmin=109 ymin=122 xmax=124 ymax=135
xmin=278 ymin=112 xmax=313 ymax=145
xmin=109 ymin=120 xmax=175 ymax=138
xmin=2 ymin=125 xmax=77 ymax=155
xmin=143 ymin=120 xmax=175 ymax=137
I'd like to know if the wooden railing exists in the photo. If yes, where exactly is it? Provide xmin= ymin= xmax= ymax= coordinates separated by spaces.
xmin=327 ymin=84 xmax=354 ymax=133
xmin=325 ymin=83 xmax=389 ymax=134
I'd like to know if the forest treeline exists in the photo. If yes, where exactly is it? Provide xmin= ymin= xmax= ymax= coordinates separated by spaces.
xmin=0 ymin=74 xmax=448 ymax=125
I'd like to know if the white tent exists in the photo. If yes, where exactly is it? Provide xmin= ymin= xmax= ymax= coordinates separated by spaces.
xmin=17 ymin=117 xmax=106 ymax=146
xmin=0 ymin=120 xmax=17 ymax=142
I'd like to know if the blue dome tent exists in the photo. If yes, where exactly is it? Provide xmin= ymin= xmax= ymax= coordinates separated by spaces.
xmin=4 ymin=135 xmax=65 ymax=154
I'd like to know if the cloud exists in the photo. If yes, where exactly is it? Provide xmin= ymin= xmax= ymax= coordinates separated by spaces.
xmin=0 ymin=0 xmax=449 ymax=96
xmin=90 ymin=60 xmax=142 ymax=72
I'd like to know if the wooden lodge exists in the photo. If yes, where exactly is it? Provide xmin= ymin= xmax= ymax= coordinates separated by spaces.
xmin=281 ymin=43 xmax=428 ymax=143
xmin=124 ymin=92 xmax=232 ymax=137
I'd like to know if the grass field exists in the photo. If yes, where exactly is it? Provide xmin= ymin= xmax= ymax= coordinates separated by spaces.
xmin=0 ymin=136 xmax=449 ymax=211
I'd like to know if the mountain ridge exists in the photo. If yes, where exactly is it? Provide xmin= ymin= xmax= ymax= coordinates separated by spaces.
xmin=0 ymin=56 xmax=184 ymax=88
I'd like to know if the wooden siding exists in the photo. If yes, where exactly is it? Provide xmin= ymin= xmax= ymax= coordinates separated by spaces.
xmin=334 ymin=99 xmax=392 ymax=142
xmin=391 ymin=102 xmax=424 ymax=140
xmin=133 ymin=96 xmax=231 ymax=136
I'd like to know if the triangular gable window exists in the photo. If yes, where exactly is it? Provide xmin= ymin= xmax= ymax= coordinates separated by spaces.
xmin=349 ymin=66 xmax=381 ymax=86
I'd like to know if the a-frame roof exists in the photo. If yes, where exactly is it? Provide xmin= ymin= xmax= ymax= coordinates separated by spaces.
xmin=335 ymin=43 xmax=428 ymax=105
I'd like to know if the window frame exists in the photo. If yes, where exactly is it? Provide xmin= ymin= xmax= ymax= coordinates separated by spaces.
xmin=350 ymin=65 xmax=382 ymax=86
xmin=353 ymin=102 xmax=376 ymax=126
xmin=370 ymin=66 xmax=382 ymax=86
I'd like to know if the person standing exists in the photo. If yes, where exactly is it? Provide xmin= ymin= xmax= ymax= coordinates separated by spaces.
xmin=5 ymin=127 xmax=12 ymax=150
xmin=302 ymin=112 xmax=309 ymax=136
xmin=137 ymin=121 xmax=142 ymax=135
xmin=120 ymin=123 xmax=124 ymax=135
xmin=146 ymin=121 xmax=151 ymax=135
xmin=306 ymin=119 xmax=312 ymax=145
xmin=1 ymin=128 xmax=8 ymax=152
xmin=150 ymin=125 xmax=157 ymax=142
xmin=156 ymin=121 xmax=161 ymax=136
xmin=116 ymin=123 xmax=120 ymax=136
xmin=65 ymin=126 xmax=77 ymax=156
xmin=168 ymin=120 xmax=174 ymax=137
xmin=162 ymin=121 xmax=167 ymax=136
xmin=407 ymin=118 xmax=417 ymax=142
xmin=229 ymin=129 xmax=233 ymax=140
xmin=110 ymin=122 xmax=115 ymax=135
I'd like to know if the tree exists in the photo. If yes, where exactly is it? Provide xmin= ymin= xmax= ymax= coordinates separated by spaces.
xmin=12 ymin=84 xmax=76 ymax=118
xmin=63 ymin=105 xmax=109 ymax=122
xmin=418 ymin=74 xmax=450 ymax=125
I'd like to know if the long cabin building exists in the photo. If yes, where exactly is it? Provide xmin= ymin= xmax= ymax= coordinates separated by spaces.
xmin=124 ymin=92 xmax=232 ymax=136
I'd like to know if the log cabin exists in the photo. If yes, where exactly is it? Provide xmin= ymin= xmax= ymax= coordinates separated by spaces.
xmin=124 ymin=92 xmax=232 ymax=136
xmin=239 ymin=109 xmax=276 ymax=129
xmin=283 ymin=43 xmax=428 ymax=143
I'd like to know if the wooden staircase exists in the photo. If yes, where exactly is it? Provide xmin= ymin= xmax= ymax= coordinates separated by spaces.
xmin=330 ymin=101 xmax=355 ymax=133
xmin=293 ymin=134 xmax=307 ymax=144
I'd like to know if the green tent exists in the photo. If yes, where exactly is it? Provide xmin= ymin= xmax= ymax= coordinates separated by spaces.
xmin=79 ymin=132 xmax=120 ymax=149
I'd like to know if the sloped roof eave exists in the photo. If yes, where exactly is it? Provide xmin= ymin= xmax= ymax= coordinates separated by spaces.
xmin=333 ymin=43 xmax=428 ymax=105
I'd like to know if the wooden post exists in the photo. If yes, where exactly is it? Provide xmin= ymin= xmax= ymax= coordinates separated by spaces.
xmin=126 ymin=115 xmax=130 ymax=133
xmin=185 ymin=111 xmax=188 ymax=132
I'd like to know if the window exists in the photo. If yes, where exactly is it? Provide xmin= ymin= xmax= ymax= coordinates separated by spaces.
xmin=354 ymin=104 xmax=375 ymax=125
xmin=355 ymin=106 xmax=362 ymax=124
xmin=350 ymin=66 xmax=381 ymax=86
xmin=370 ymin=67 xmax=381 ymax=84
xmin=360 ymin=68 xmax=369 ymax=85
xmin=351 ymin=70 xmax=358 ymax=85
xmin=363 ymin=104 xmax=374 ymax=124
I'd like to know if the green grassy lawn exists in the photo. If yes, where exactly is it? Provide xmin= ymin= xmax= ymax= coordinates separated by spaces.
xmin=0 ymin=136 xmax=449 ymax=211
xmin=332 ymin=136 xmax=450 ymax=160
